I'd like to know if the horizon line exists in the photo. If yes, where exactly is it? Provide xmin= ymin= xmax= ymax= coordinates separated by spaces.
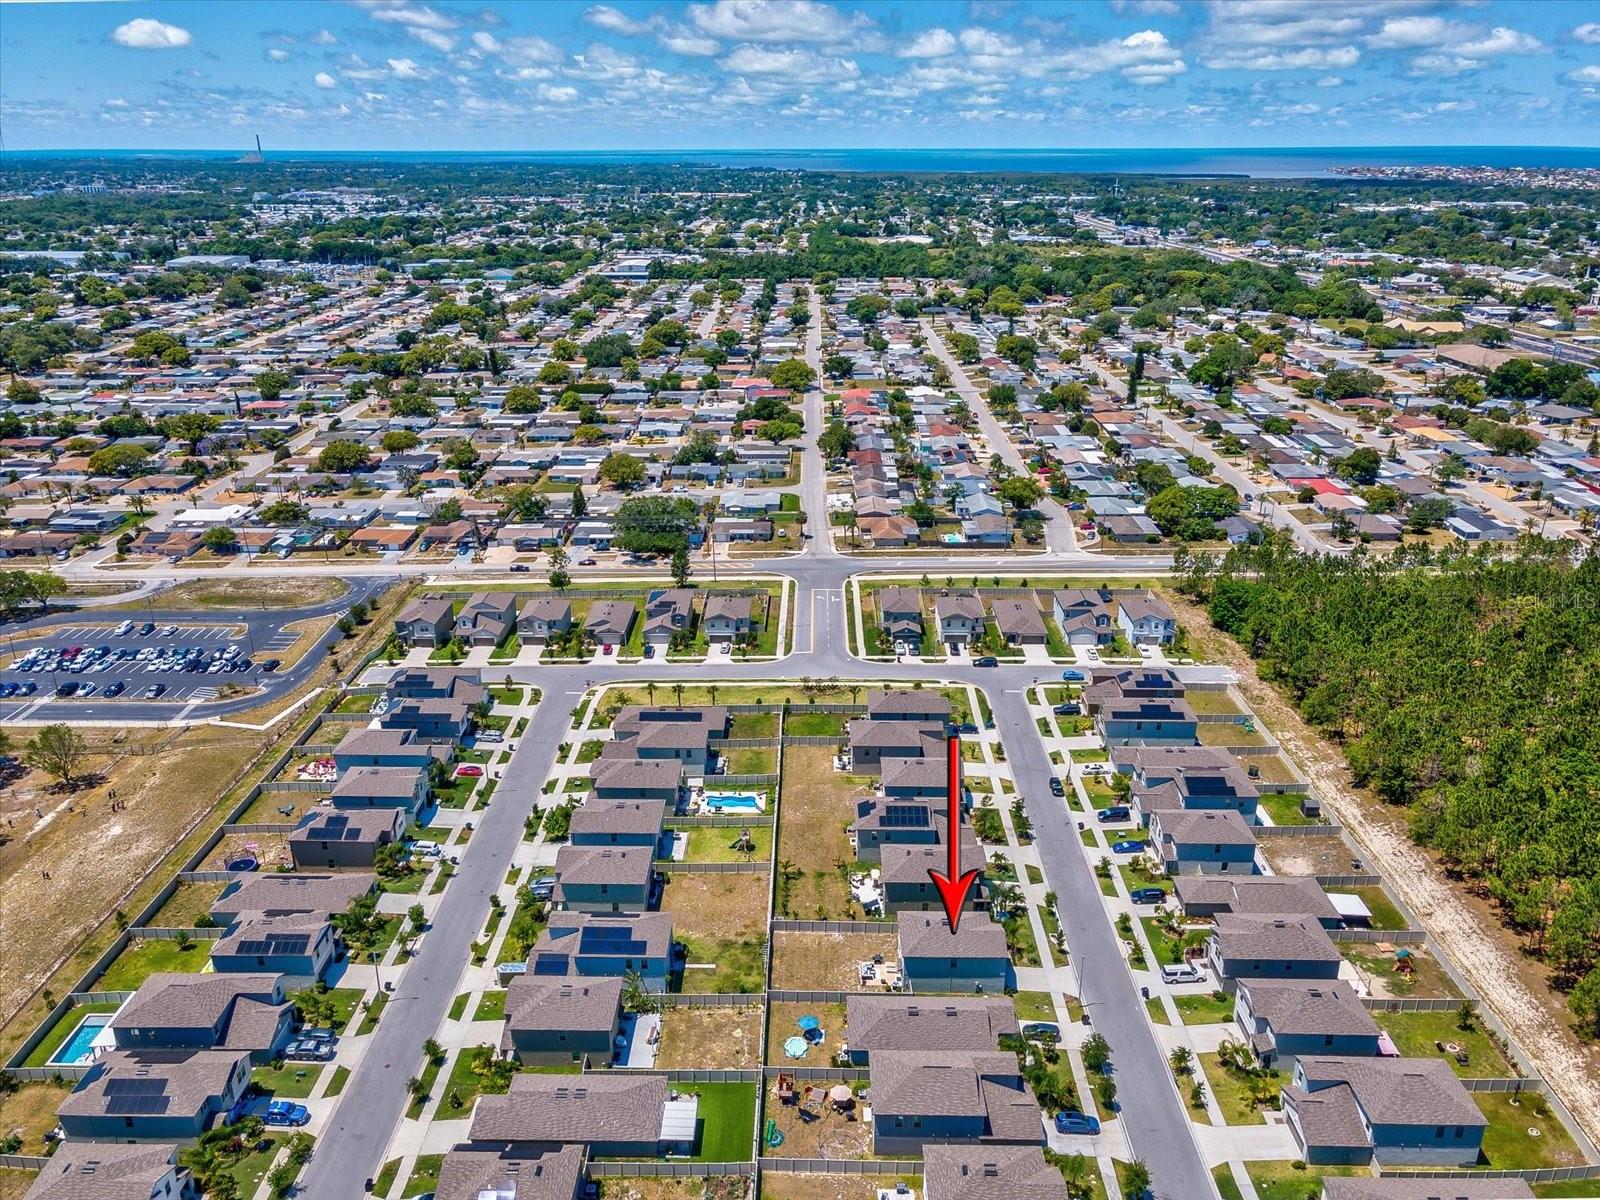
xmin=6 ymin=142 xmax=1600 ymax=154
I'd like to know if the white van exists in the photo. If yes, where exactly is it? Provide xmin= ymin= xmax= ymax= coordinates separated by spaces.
xmin=410 ymin=840 xmax=442 ymax=859
xmin=1161 ymin=963 xmax=1204 ymax=985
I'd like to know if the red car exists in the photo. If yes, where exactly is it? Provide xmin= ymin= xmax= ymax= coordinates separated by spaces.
xmin=602 ymin=643 xmax=614 ymax=655
xmin=454 ymin=764 xmax=484 ymax=778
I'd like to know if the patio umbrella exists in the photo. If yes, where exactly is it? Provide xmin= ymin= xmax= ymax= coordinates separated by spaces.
xmin=796 ymin=1015 xmax=821 ymax=1031
xmin=828 ymin=1085 xmax=854 ymax=1108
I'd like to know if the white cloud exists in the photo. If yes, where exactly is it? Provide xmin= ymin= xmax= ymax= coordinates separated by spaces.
xmin=1365 ymin=15 xmax=1455 ymax=49
xmin=1203 ymin=45 xmax=1359 ymax=70
xmin=1110 ymin=0 xmax=1180 ymax=13
xmin=959 ymin=27 xmax=1022 ymax=59
xmin=688 ymin=0 xmax=875 ymax=46
xmin=1042 ymin=28 xmax=1188 ymax=84
xmin=312 ymin=29 xmax=338 ymax=46
xmin=1316 ymin=74 xmax=1343 ymax=86
xmin=720 ymin=43 xmax=859 ymax=79
xmin=267 ymin=48 xmax=289 ymax=61
xmin=410 ymin=27 xmax=455 ymax=52
xmin=104 ymin=97 xmax=128 ymax=108
xmin=1570 ymin=65 xmax=1600 ymax=83
xmin=472 ymin=30 xmax=563 ymax=65
xmin=1578 ymin=24 xmax=1600 ymax=45
xmin=898 ymin=27 xmax=957 ymax=59
xmin=659 ymin=31 xmax=720 ymax=55
xmin=538 ymin=83 xmax=578 ymax=102
xmin=386 ymin=57 xmax=428 ymax=79
xmin=364 ymin=4 xmax=456 ymax=32
xmin=585 ymin=4 xmax=650 ymax=35
xmin=110 ymin=18 xmax=192 ymax=50
xmin=314 ymin=71 xmax=338 ymax=88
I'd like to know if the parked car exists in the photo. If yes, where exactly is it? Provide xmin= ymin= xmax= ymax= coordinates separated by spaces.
xmin=260 ymin=659 xmax=281 ymax=672
xmin=454 ymin=764 xmax=484 ymax=778
xmin=1061 ymin=669 xmax=1085 ymax=682
xmin=145 ymin=683 xmax=166 ymax=698
xmin=578 ymin=557 xmax=597 ymax=566
xmin=974 ymin=655 xmax=998 ymax=667
xmin=1054 ymin=1111 xmax=1101 ymax=1135
xmin=1096 ymin=805 xmax=1130 ymax=822
xmin=138 ymin=622 xmax=156 ymax=635
xmin=114 ymin=620 xmax=134 ymax=636
xmin=104 ymin=681 xmax=126 ymax=697
xmin=1130 ymin=887 xmax=1167 ymax=905
xmin=264 ymin=1100 xmax=311 ymax=1126
xmin=1053 ymin=703 xmax=1079 ymax=716
xmin=1048 ymin=777 xmax=1064 ymax=797
xmin=1110 ymin=839 xmax=1145 ymax=854
xmin=1161 ymin=963 xmax=1205 ymax=985
xmin=509 ymin=564 xmax=530 ymax=573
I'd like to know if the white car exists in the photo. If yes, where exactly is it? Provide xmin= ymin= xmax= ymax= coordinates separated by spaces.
xmin=115 ymin=620 xmax=134 ymax=636
xmin=1161 ymin=963 xmax=1205 ymax=985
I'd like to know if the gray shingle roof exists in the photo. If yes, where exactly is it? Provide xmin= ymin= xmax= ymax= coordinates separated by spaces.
xmin=468 ymin=1073 xmax=666 ymax=1143
xmin=1239 ymin=980 xmax=1378 ymax=1038
xmin=898 ymin=911 xmax=1010 ymax=959
xmin=1212 ymin=914 xmax=1341 ymax=963
xmin=568 ymin=799 xmax=666 ymax=839
xmin=552 ymin=844 xmax=653 ymax=889
xmin=1172 ymin=875 xmax=1339 ymax=923
xmin=434 ymin=1145 xmax=586 ymax=1200
xmin=845 ymin=996 xmax=1017 ymax=1054
xmin=58 ymin=1049 xmax=247 ymax=1123
xmin=20 ymin=1141 xmax=184 ymax=1200
xmin=503 ymin=977 xmax=623 ymax=1035
xmin=1295 ymin=1056 xmax=1485 ymax=1129
xmin=213 ymin=873 xmax=375 ymax=919
xmin=923 ymin=1144 xmax=1069 ymax=1200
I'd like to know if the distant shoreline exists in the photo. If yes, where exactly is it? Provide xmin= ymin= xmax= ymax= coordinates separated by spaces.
xmin=7 ymin=145 xmax=1600 ymax=179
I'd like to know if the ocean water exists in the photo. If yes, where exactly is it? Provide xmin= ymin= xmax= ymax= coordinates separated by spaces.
xmin=11 ymin=145 xmax=1600 ymax=178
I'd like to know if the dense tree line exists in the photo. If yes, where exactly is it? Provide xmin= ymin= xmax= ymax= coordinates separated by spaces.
xmin=1177 ymin=536 xmax=1600 ymax=1031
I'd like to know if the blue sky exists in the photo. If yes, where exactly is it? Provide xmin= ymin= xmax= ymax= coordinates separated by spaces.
xmin=2 ymin=0 xmax=1599 ymax=151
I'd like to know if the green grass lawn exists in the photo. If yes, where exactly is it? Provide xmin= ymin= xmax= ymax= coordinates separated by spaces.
xmin=1212 ymin=1164 xmax=1246 ymax=1200
xmin=228 ymin=1135 xmax=289 ymax=1200
xmin=1139 ymin=917 xmax=1185 ymax=967
xmin=22 ymin=1002 xmax=121 ymax=1067
xmin=1371 ymin=1009 xmax=1515 ymax=1077
xmin=729 ymin=712 xmax=778 ymax=738
xmin=1347 ymin=886 xmax=1408 ymax=931
xmin=689 ymin=1082 xmax=757 ymax=1161
xmin=97 ymin=938 xmax=210 ymax=991
xmin=1004 ymin=913 xmax=1042 ymax=968
xmin=723 ymin=746 xmax=777 ymax=775
xmin=437 ymin=1045 xmax=515 ymax=1115
xmin=1199 ymin=1053 xmax=1271 ymax=1126
xmin=372 ymin=1158 xmax=402 ymax=1198
xmin=1175 ymin=991 xmax=1235 ymax=1026
xmin=675 ymin=825 xmax=768 ymax=863
xmin=405 ymin=1051 xmax=446 ymax=1118
xmin=491 ymin=686 xmax=525 ymax=707
xmin=1530 ymin=1182 xmax=1600 ymax=1197
xmin=1477 ymin=1091 xmax=1585 ymax=1168
xmin=324 ymin=1065 xmax=350 ymax=1097
xmin=448 ymin=993 xmax=469 ymax=1021
xmin=1257 ymin=791 xmax=1320 ymax=826
xmin=357 ymin=992 xmax=388 ymax=1035
xmin=674 ymin=934 xmax=766 ymax=994
xmin=402 ymin=1154 xmax=444 ymax=1198
xmin=251 ymin=1062 xmax=323 ymax=1099
xmin=783 ymin=711 xmax=846 ymax=737
xmin=1013 ymin=991 xmax=1058 ymax=1023
xmin=1117 ymin=862 xmax=1172 ymax=897
xmin=474 ymin=990 xmax=507 ymax=1022
xmin=1145 ymin=997 xmax=1169 ymax=1026
xmin=1244 ymin=1161 xmax=1363 ymax=1200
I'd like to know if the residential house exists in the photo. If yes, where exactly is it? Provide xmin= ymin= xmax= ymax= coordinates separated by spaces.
xmin=991 ymin=599 xmax=1046 ymax=646
xmin=432 ymin=1145 xmax=586 ymax=1200
xmin=467 ymin=1074 xmax=697 ymax=1157
xmin=209 ymin=914 xmax=337 ymax=982
xmin=330 ymin=766 xmax=431 ymax=816
xmin=551 ymin=845 xmax=655 ymax=912
xmin=850 ymin=796 xmax=941 ymax=861
xmin=1149 ymin=809 xmax=1259 ymax=875
xmin=867 ymin=690 xmax=952 ymax=725
xmin=898 ymin=912 xmax=1012 ymax=994
xmin=379 ymin=697 xmax=473 ymax=742
xmin=1050 ymin=589 xmax=1115 ymax=646
xmin=568 ymin=799 xmax=665 ymax=848
xmin=395 ymin=596 xmax=454 ymax=647
xmin=934 ymin=593 xmax=986 ymax=648
xmin=1093 ymin=697 xmax=1198 ymax=747
xmin=702 ymin=594 xmax=753 ymax=642
xmin=922 ymin=1144 xmax=1071 ymax=1200
xmin=331 ymin=728 xmax=441 ymax=774
xmin=289 ymin=808 xmax=406 ymax=870
xmin=57 ymin=1049 xmax=253 ymax=1143
xmin=20 ymin=1141 xmax=197 ymax=1200
xmin=876 ymin=587 xmax=924 ymax=647
xmin=453 ymin=593 xmax=517 ymax=646
xmin=1284 ymin=1056 xmax=1486 ymax=1167
xmin=518 ymin=596 xmax=574 ymax=641
xmin=1207 ymin=914 xmax=1343 ymax=990
xmin=209 ymin=873 xmax=375 ymax=926
xmin=1118 ymin=594 xmax=1178 ymax=645
xmin=108 ymin=974 xmax=293 ymax=1064
xmin=1235 ymin=980 xmax=1380 ymax=1070
xmin=642 ymin=588 xmax=695 ymax=647
xmin=869 ymin=1050 xmax=1043 ymax=1155
xmin=842 ymin=996 xmax=1018 ymax=1066
xmin=1127 ymin=746 xmax=1260 ymax=825
xmin=385 ymin=668 xmax=487 ymax=706
xmin=1318 ymin=1179 xmax=1530 ymax=1200
xmin=524 ymin=912 xmax=674 ymax=990
xmin=611 ymin=705 xmax=727 ymax=773
xmin=590 ymin=757 xmax=683 ymax=803
xmin=847 ymin=719 xmax=945 ymax=774
xmin=500 ymin=977 xmax=624 ymax=1066
xmin=583 ymin=600 xmax=636 ymax=649
xmin=880 ymin=835 xmax=985 ymax=914
xmin=1172 ymin=876 xmax=1341 ymax=928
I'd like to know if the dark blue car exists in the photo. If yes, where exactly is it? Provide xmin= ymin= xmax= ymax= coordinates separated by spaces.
xmin=1054 ymin=1110 xmax=1101 ymax=1135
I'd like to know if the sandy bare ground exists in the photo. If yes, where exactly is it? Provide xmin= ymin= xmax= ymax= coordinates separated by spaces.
xmin=1170 ymin=590 xmax=1600 ymax=1148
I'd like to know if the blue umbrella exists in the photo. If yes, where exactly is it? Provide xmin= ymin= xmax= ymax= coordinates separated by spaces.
xmin=796 ymin=1015 xmax=821 ymax=1031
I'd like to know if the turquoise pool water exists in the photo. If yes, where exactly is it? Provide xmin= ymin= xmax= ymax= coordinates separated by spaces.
xmin=704 ymin=792 xmax=764 ymax=812
xmin=50 ymin=1013 xmax=110 ymax=1066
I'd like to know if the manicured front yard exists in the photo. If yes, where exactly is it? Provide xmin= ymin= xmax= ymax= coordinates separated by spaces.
xmin=402 ymin=1154 xmax=445 ymax=1197
xmin=1012 ymin=991 xmax=1058 ymax=1024
xmin=1244 ymin=1161 xmax=1364 ymax=1200
xmin=251 ymin=1062 xmax=323 ymax=1099
xmin=1198 ymin=1052 xmax=1273 ymax=1125
xmin=1174 ymin=991 xmax=1235 ymax=1026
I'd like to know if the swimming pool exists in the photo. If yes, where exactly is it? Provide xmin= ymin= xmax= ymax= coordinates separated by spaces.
xmin=49 ymin=1013 xmax=111 ymax=1066
xmin=702 ymin=791 xmax=765 ymax=813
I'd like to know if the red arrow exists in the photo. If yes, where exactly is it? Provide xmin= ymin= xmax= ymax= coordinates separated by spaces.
xmin=927 ymin=733 xmax=980 ymax=932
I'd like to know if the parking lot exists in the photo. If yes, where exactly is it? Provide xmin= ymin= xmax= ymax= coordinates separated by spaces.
xmin=0 ymin=617 xmax=288 ymax=712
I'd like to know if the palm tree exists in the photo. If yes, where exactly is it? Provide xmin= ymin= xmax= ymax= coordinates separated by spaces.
xmin=672 ymin=682 xmax=684 ymax=707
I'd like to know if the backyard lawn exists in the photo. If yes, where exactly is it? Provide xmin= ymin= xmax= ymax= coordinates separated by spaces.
xmin=22 ymin=1001 xmax=121 ymax=1067
xmin=1244 ymin=1161 xmax=1364 ymax=1200
xmin=1371 ymin=1008 xmax=1516 ymax=1077
xmin=150 ymin=880 xmax=227 ymax=927
xmin=687 ymin=1082 xmax=758 ymax=1162
xmin=674 ymin=825 xmax=770 ymax=863
xmin=766 ymin=1000 xmax=846 ymax=1066
xmin=1477 ymin=1091 xmax=1585 ymax=1168
xmin=775 ymin=746 xmax=865 ymax=919
xmin=781 ymin=711 xmax=847 ymax=738
xmin=759 ymin=1175 xmax=922 ymax=1200
xmin=0 ymin=1080 xmax=72 ymax=1154
xmin=97 ymin=937 xmax=210 ymax=991
xmin=1342 ymin=945 xmax=1461 ymax=1000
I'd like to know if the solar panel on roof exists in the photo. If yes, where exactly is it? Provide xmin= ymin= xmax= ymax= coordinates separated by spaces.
xmin=882 ymin=804 xmax=930 ymax=828
xmin=105 ymin=1094 xmax=171 ymax=1116
xmin=237 ymin=933 xmax=311 ymax=955
xmin=105 ymin=1078 xmax=164 ymax=1096
xmin=532 ymin=953 xmax=570 ymax=976
xmin=578 ymin=926 xmax=646 ymax=957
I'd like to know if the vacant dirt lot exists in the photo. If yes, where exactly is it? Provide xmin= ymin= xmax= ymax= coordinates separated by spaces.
xmin=759 ymin=1175 xmax=915 ymax=1200
xmin=660 ymin=872 xmax=770 ymax=943
xmin=1169 ymin=587 xmax=1600 ymax=1146
xmin=655 ymin=1003 xmax=763 ymax=1070
xmin=0 ymin=726 xmax=265 ymax=1047
xmin=776 ymin=746 xmax=866 ymax=919
xmin=131 ymin=576 xmax=350 ymax=609
xmin=769 ymin=931 xmax=899 ymax=992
